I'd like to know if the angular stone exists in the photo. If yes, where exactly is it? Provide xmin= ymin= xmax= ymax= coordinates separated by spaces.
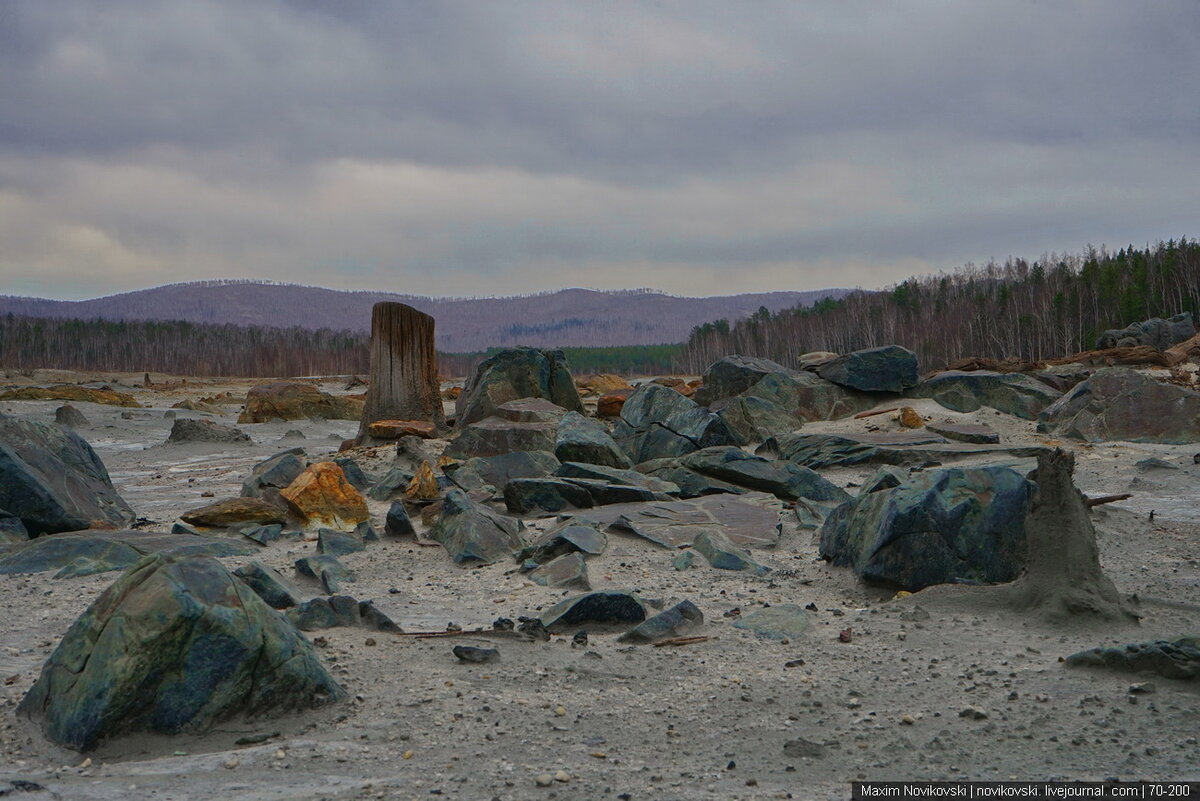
xmin=561 ymin=478 xmax=667 ymax=506
xmin=1037 ymin=367 xmax=1200 ymax=443
xmin=331 ymin=456 xmax=373 ymax=492
xmin=602 ymin=493 xmax=782 ymax=549
xmin=618 ymin=600 xmax=703 ymax=644
xmin=233 ymin=561 xmax=302 ymax=609
xmin=0 ymin=509 xmax=29 ymax=545
xmin=237 ymin=381 xmax=362 ymax=423
xmin=455 ymin=348 xmax=583 ymax=427
xmin=694 ymin=529 xmax=769 ymax=574
xmin=494 ymin=398 xmax=569 ymax=424
xmin=679 ymin=446 xmax=850 ymax=503
xmin=0 ymin=529 xmax=256 ymax=578
xmin=712 ymin=395 xmax=803 ymax=443
xmin=760 ymin=431 xmax=1045 ymax=469
xmin=166 ymin=418 xmax=251 ymax=445
xmin=445 ymin=450 xmax=561 ymax=495
xmin=925 ymin=422 xmax=1000 ymax=445
xmin=596 ymin=389 xmax=634 ymax=418
xmin=385 ymin=501 xmax=415 ymax=538
xmin=504 ymin=478 xmax=594 ymax=514
xmin=280 ymin=462 xmax=369 ymax=531
xmin=366 ymin=419 xmax=437 ymax=439
xmin=404 ymin=461 xmax=441 ymax=502
xmin=427 ymin=489 xmax=525 ymax=565
xmin=317 ymin=527 xmax=365 ymax=556
xmin=453 ymin=645 xmax=499 ymax=663
xmin=445 ymin=417 xmax=558 ymax=459
xmin=367 ymin=466 xmax=415 ymax=501
xmin=18 ymin=554 xmax=344 ymax=751
xmin=637 ymin=463 xmax=746 ymax=499
xmin=1064 ymin=637 xmax=1200 ymax=680
xmin=576 ymin=373 xmax=634 ymax=396
xmin=517 ymin=521 xmax=607 ymax=564
xmin=816 ymin=345 xmax=919 ymax=393
xmin=286 ymin=597 xmax=401 ymax=633
xmin=555 ymin=411 xmax=632 ymax=469
xmin=241 ymin=449 xmax=306 ymax=502
xmin=295 ymin=554 xmax=355 ymax=593
xmin=526 ymin=552 xmax=590 ymax=589
xmin=54 ymin=404 xmax=89 ymax=428
xmin=1095 ymin=313 xmax=1195 ymax=350
xmin=909 ymin=371 xmax=1062 ymax=420
xmin=181 ymin=497 xmax=286 ymax=528
xmin=0 ymin=415 xmax=135 ymax=535
xmin=731 ymin=604 xmax=810 ymax=640
xmin=613 ymin=384 xmax=741 ymax=463
xmin=671 ymin=550 xmax=696 ymax=570
xmin=819 ymin=466 xmax=1035 ymax=591
xmin=540 ymin=591 xmax=647 ymax=631
xmin=554 ymin=461 xmax=679 ymax=493
xmin=239 ymin=523 xmax=286 ymax=545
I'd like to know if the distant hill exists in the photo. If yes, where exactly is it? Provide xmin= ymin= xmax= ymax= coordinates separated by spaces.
xmin=0 ymin=281 xmax=849 ymax=352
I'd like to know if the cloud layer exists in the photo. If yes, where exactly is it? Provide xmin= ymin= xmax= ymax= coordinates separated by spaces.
xmin=2 ymin=1 xmax=1197 ymax=299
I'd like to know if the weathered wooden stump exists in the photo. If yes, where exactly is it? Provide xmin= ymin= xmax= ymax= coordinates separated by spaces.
xmin=356 ymin=302 xmax=444 ymax=443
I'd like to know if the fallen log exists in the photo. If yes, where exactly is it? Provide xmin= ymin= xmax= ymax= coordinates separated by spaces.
xmin=1085 ymin=493 xmax=1133 ymax=508
xmin=853 ymin=407 xmax=899 ymax=420
xmin=652 ymin=635 xmax=711 ymax=647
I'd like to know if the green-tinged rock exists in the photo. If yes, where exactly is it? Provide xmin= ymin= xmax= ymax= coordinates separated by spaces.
xmin=638 ymin=463 xmax=745 ymax=499
xmin=819 ymin=466 xmax=1035 ymax=591
xmin=1037 ymin=367 xmax=1200 ymax=443
xmin=613 ymin=384 xmax=741 ymax=463
xmin=367 ymin=467 xmax=415 ymax=501
xmin=445 ymin=450 xmax=561 ymax=495
xmin=760 ymin=431 xmax=1046 ymax=470
xmin=526 ymin=552 xmax=590 ymax=589
xmin=699 ymin=355 xmax=799 ymax=403
xmin=694 ymin=529 xmax=770 ymax=575
xmin=428 ymin=489 xmax=525 ymax=565
xmin=540 ymin=591 xmax=647 ymax=631
xmin=0 ymin=414 xmax=135 ymax=535
xmin=618 ymin=600 xmax=703 ymax=643
xmin=679 ymin=446 xmax=850 ymax=503
xmin=286 ymin=596 xmax=401 ymax=633
xmin=0 ymin=530 xmax=256 ymax=578
xmin=555 ymin=411 xmax=633 ymax=468
xmin=605 ymin=493 xmax=782 ymax=549
xmin=672 ymin=550 xmax=696 ymax=570
xmin=712 ymin=394 xmax=803 ymax=443
xmin=504 ymin=478 xmax=594 ymax=514
xmin=455 ymin=348 xmax=583 ymax=428
xmin=925 ymin=422 xmax=1000 ymax=445
xmin=445 ymin=417 xmax=558 ymax=459
xmin=295 ymin=554 xmax=354 ymax=593
xmin=18 ymin=554 xmax=344 ymax=751
xmin=517 ymin=521 xmax=607 ymax=564
xmin=384 ymin=501 xmax=415 ymax=537
xmin=554 ymin=461 xmax=679 ymax=493
xmin=732 ymin=605 xmax=809 ymax=641
xmin=0 ymin=509 xmax=29 ymax=546
xmin=240 ymin=523 xmax=286 ymax=545
xmin=1064 ymin=637 xmax=1200 ymax=680
xmin=909 ymin=371 xmax=1061 ymax=420
xmin=494 ymin=398 xmax=569 ymax=424
xmin=317 ymin=527 xmax=365 ymax=556
xmin=816 ymin=345 xmax=919 ymax=393
xmin=331 ymin=456 xmax=373 ymax=492
xmin=233 ymin=561 xmax=302 ymax=609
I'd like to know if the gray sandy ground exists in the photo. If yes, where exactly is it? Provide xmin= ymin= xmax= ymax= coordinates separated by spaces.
xmin=0 ymin=371 xmax=1197 ymax=800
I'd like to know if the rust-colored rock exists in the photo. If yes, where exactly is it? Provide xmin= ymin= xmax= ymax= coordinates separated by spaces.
xmin=596 ymin=389 xmax=634 ymax=418
xmin=898 ymin=407 xmax=924 ymax=429
xmin=367 ymin=419 xmax=437 ymax=439
xmin=1049 ymin=346 xmax=1172 ymax=369
xmin=575 ymin=374 xmax=634 ymax=396
xmin=0 ymin=386 xmax=141 ymax=407
xmin=404 ymin=461 xmax=441 ymax=502
xmin=441 ymin=386 xmax=464 ymax=400
xmin=280 ymin=462 xmax=369 ymax=531
xmin=180 ymin=497 xmax=287 ymax=528
xmin=651 ymin=377 xmax=685 ymax=388
xmin=238 ymin=382 xmax=363 ymax=423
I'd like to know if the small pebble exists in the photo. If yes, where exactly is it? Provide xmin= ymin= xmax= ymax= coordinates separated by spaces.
xmin=554 ymin=706 xmax=567 ymax=717
xmin=554 ymin=770 xmax=570 ymax=783
xmin=534 ymin=774 xmax=553 ymax=787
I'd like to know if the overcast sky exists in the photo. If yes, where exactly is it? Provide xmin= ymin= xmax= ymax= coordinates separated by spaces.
xmin=2 ymin=1 xmax=1197 ymax=301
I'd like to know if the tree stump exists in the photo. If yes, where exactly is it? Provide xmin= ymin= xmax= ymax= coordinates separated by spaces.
xmin=356 ymin=303 xmax=444 ymax=443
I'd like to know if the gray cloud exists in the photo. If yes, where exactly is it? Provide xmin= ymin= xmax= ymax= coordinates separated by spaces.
xmin=1 ymin=0 xmax=1197 ymax=300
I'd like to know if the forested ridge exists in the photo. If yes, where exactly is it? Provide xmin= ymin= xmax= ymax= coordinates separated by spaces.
xmin=680 ymin=239 xmax=1200 ymax=372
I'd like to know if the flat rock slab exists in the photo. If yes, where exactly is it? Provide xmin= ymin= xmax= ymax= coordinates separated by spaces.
xmin=574 ymin=492 xmax=782 ymax=549
xmin=540 ymin=590 xmax=647 ymax=631
xmin=760 ymin=431 xmax=1046 ymax=469
xmin=517 ymin=521 xmax=607 ymax=564
xmin=0 ymin=530 xmax=257 ymax=578
xmin=526 ymin=551 xmax=590 ymax=590
xmin=925 ymin=422 xmax=1000 ymax=445
xmin=732 ymin=604 xmax=810 ymax=640
xmin=618 ymin=600 xmax=704 ymax=644
xmin=1065 ymin=637 xmax=1200 ymax=680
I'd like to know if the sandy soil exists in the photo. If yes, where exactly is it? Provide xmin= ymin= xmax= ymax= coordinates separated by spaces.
xmin=0 ymin=370 xmax=1197 ymax=800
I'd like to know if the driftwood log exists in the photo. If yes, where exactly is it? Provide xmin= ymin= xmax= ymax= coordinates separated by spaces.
xmin=356 ymin=302 xmax=444 ymax=443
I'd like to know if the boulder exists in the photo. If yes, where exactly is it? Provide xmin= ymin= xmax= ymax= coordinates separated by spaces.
xmin=367 ymin=467 xmax=414 ymax=501
xmin=1037 ymin=367 xmax=1200 ymax=443
xmin=0 ymin=530 xmax=256 ymax=578
xmin=760 ymin=430 xmax=1045 ymax=469
xmin=816 ymin=346 xmax=919 ymax=393
xmin=0 ymin=415 xmax=135 ymax=535
xmin=241 ymin=449 xmax=306 ymax=503
xmin=317 ymin=527 xmax=365 ymax=556
xmin=166 ymin=418 xmax=251 ymax=445
xmin=699 ymin=355 xmax=798 ymax=403
xmin=694 ymin=529 xmax=769 ymax=574
xmin=233 ymin=561 xmax=303 ymax=609
xmin=1065 ymin=637 xmax=1200 ymax=680
xmin=0 ymin=509 xmax=29 ymax=546
xmin=54 ymin=404 xmax=89 ymax=428
xmin=444 ymin=417 xmax=558 ymax=459
xmin=295 ymin=554 xmax=354 ymax=593
xmin=819 ymin=466 xmax=1035 ymax=590
xmin=600 ymin=493 xmax=782 ymax=549
xmin=366 ymin=419 xmax=437 ymax=439
xmin=540 ymin=591 xmax=647 ymax=631
xmin=384 ymin=501 xmax=415 ymax=538
xmin=494 ymin=398 xmax=569 ymax=424
xmin=711 ymin=395 xmax=803 ymax=443
xmin=427 ymin=489 xmax=526 ymax=565
xmin=503 ymin=478 xmax=594 ymax=514
xmin=613 ymin=384 xmax=741 ymax=463
xmin=237 ymin=382 xmax=362 ymax=424
xmin=678 ymin=446 xmax=850 ymax=504
xmin=596 ymin=389 xmax=634 ymax=418
xmin=555 ymin=411 xmax=632 ymax=468
xmin=699 ymin=357 xmax=874 ymax=423
xmin=0 ymin=385 xmax=140 ymax=407
xmin=444 ymin=450 xmax=561 ymax=495
xmin=908 ymin=371 xmax=1062 ymax=419
xmin=516 ymin=521 xmax=607 ymax=564
xmin=331 ymin=456 xmax=372 ymax=492
xmin=618 ymin=600 xmax=703 ymax=644
xmin=925 ymin=422 xmax=1000 ymax=445
xmin=576 ymin=373 xmax=634 ymax=396
xmin=280 ymin=462 xmax=369 ymax=531
xmin=181 ymin=497 xmax=287 ymax=528
xmin=18 ymin=554 xmax=344 ymax=751
xmin=526 ymin=551 xmax=590 ymax=590
xmin=286 ymin=596 xmax=400 ymax=633
xmin=455 ymin=347 xmax=583 ymax=428
xmin=637 ymin=463 xmax=746 ymax=499
xmin=554 ymin=461 xmax=679 ymax=494
xmin=1095 ymin=313 xmax=1195 ymax=351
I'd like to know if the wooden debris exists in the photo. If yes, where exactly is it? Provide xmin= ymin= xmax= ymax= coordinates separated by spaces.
xmin=652 ymin=635 xmax=710 ymax=648
xmin=853 ymin=407 xmax=898 ymax=419
xmin=1085 ymin=493 xmax=1133 ymax=508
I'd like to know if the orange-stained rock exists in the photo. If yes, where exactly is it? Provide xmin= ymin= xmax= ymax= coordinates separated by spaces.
xmin=575 ymin=373 xmax=634 ymax=396
xmin=651 ymin=376 xmax=685 ymax=388
xmin=0 ymin=385 xmax=141 ymax=407
xmin=441 ymin=386 xmax=464 ymax=400
xmin=596 ymin=389 xmax=634 ymax=418
xmin=180 ymin=497 xmax=287 ymax=528
xmin=280 ymin=462 xmax=369 ymax=531
xmin=898 ymin=407 xmax=924 ymax=429
xmin=404 ymin=461 xmax=441 ymax=502
xmin=673 ymin=383 xmax=696 ymax=398
xmin=237 ymin=382 xmax=363 ymax=424
xmin=367 ymin=419 xmax=437 ymax=439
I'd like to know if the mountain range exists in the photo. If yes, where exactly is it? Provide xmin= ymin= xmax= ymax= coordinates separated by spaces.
xmin=0 ymin=281 xmax=848 ymax=352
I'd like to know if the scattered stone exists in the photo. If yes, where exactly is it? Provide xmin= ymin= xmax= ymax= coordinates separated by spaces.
xmin=403 ymin=461 xmax=441 ymax=502
xmin=455 ymin=348 xmax=583 ymax=427
xmin=0 ymin=385 xmax=140 ymax=407
xmin=445 ymin=416 xmax=559 ymax=459
xmin=165 ymin=418 xmax=252 ymax=444
xmin=555 ymin=411 xmax=632 ymax=468
xmin=0 ymin=529 xmax=256 ymax=578
xmin=816 ymin=345 xmax=919 ymax=393
xmin=494 ymin=398 xmax=570 ymax=424
xmin=782 ymin=738 xmax=826 ymax=759
xmin=518 ymin=521 xmax=607 ymax=564
xmin=600 ymin=493 xmax=781 ymax=549
xmin=819 ymin=466 xmax=1035 ymax=591
xmin=367 ymin=467 xmax=415 ymax=501
xmin=18 ymin=554 xmax=344 ymax=751
xmin=540 ymin=591 xmax=647 ymax=631
xmin=452 ymin=645 xmax=499 ymax=663
xmin=1038 ymin=367 xmax=1200 ymax=443
xmin=518 ymin=617 xmax=551 ymax=640
xmin=925 ymin=422 xmax=1000 ymax=445
xmin=596 ymin=388 xmax=634 ymax=418
xmin=241 ymin=449 xmax=306 ymax=504
xmin=909 ymin=370 xmax=1062 ymax=419
xmin=613 ymin=384 xmax=741 ymax=463
xmin=958 ymin=706 xmax=988 ymax=720
xmin=671 ymin=550 xmax=696 ymax=570
xmin=527 ymin=552 xmax=590 ymax=590
xmin=759 ymin=430 xmax=1043 ymax=469
xmin=54 ymin=404 xmax=89 ymax=428
xmin=445 ymin=450 xmax=561 ymax=496
xmin=553 ymin=461 xmax=679 ymax=493
xmin=317 ymin=527 xmax=365 ymax=556
xmin=181 ymin=497 xmax=287 ymax=529
xmin=679 ymin=446 xmax=850 ymax=503
xmin=280 ymin=462 xmax=369 ymax=531
xmin=504 ymin=478 xmax=595 ymax=514
xmin=0 ymin=414 xmax=135 ymax=535
xmin=1064 ymin=637 xmax=1199 ymax=680
xmin=240 ymin=523 xmax=287 ymax=545
xmin=286 ymin=596 xmax=400 ymax=632
xmin=233 ymin=561 xmax=302 ymax=609
xmin=731 ymin=605 xmax=809 ymax=641
xmin=237 ymin=381 xmax=362 ymax=423
xmin=1135 ymin=457 xmax=1179 ymax=472
xmin=366 ymin=419 xmax=437 ymax=439
xmin=618 ymin=600 xmax=703 ymax=644
xmin=693 ymin=529 xmax=769 ymax=574
xmin=427 ymin=489 xmax=525 ymax=565
xmin=898 ymin=407 xmax=924 ymax=428
xmin=1095 ymin=312 xmax=1195 ymax=350
xmin=384 ymin=501 xmax=415 ymax=538
xmin=295 ymin=554 xmax=354 ymax=593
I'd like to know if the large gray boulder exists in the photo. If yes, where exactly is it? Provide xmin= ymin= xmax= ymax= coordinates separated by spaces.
xmin=1037 ymin=367 xmax=1200 ymax=443
xmin=0 ymin=414 xmax=135 ymax=535
xmin=700 ymin=356 xmax=874 ymax=428
xmin=613 ymin=384 xmax=741 ymax=463
xmin=1095 ymin=313 xmax=1195 ymax=351
xmin=444 ymin=417 xmax=558 ymax=459
xmin=816 ymin=345 xmax=919 ymax=393
xmin=908 ymin=370 xmax=1062 ymax=419
xmin=241 ymin=448 xmax=306 ymax=503
xmin=555 ymin=411 xmax=632 ymax=468
xmin=166 ymin=418 xmax=251 ymax=444
xmin=444 ymin=450 xmax=561 ymax=495
xmin=455 ymin=348 xmax=583 ymax=428
xmin=678 ymin=446 xmax=850 ymax=504
xmin=819 ymin=466 xmax=1035 ymax=591
xmin=428 ymin=489 xmax=526 ymax=564
xmin=698 ymin=355 xmax=798 ymax=405
xmin=18 ymin=553 xmax=344 ymax=751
